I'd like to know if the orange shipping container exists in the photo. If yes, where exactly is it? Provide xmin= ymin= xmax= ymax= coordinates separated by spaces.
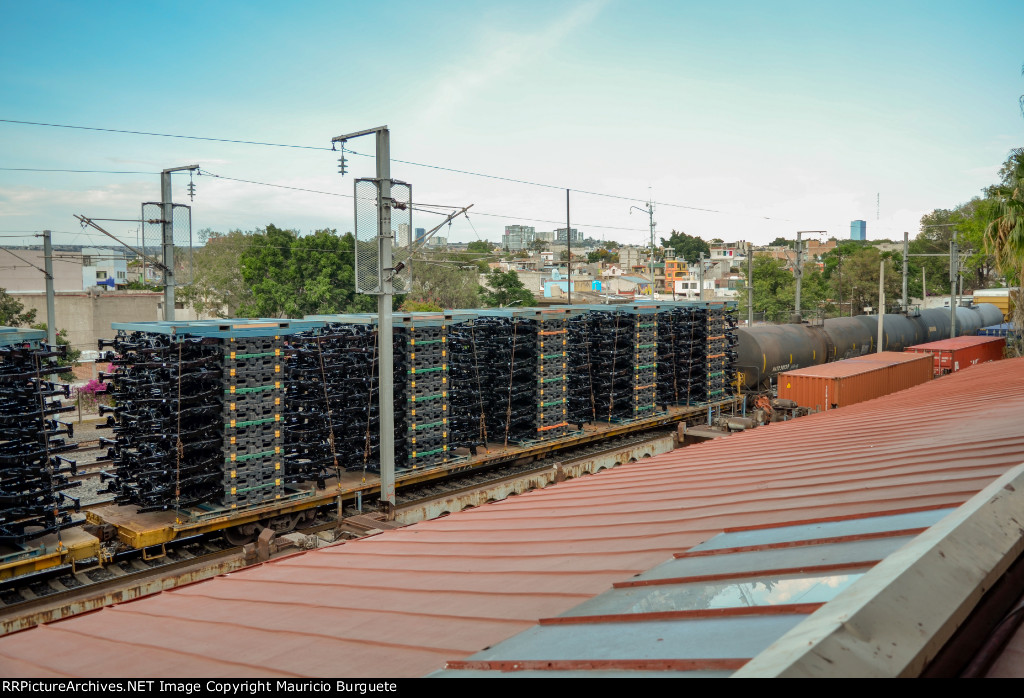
xmin=904 ymin=336 xmax=1006 ymax=376
xmin=777 ymin=351 xmax=933 ymax=411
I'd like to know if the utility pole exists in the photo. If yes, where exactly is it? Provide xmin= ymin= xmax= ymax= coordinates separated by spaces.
xmin=793 ymin=231 xmax=826 ymax=322
xmin=42 ymin=230 xmax=56 ymax=347
xmin=332 ymin=126 xmax=396 ymax=517
xmin=698 ymin=252 xmax=705 ymax=301
xmin=630 ymin=202 xmax=655 ymax=297
xmin=746 ymin=242 xmax=753 ymax=326
xmin=566 ymin=189 xmax=571 ymax=304
xmin=950 ymin=232 xmax=958 ymax=338
xmin=793 ymin=232 xmax=803 ymax=322
xmin=161 ymin=165 xmax=199 ymax=321
xmin=877 ymin=260 xmax=885 ymax=352
xmin=902 ymin=231 xmax=909 ymax=311
xmin=922 ymin=268 xmax=927 ymax=304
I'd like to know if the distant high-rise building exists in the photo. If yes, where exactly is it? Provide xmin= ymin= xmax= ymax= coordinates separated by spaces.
xmin=415 ymin=227 xmax=426 ymax=243
xmin=502 ymin=224 xmax=536 ymax=251
xmin=851 ymin=220 xmax=867 ymax=241
xmin=555 ymin=227 xmax=583 ymax=244
xmin=397 ymin=223 xmax=411 ymax=247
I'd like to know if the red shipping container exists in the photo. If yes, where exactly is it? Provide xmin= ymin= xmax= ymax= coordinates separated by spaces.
xmin=777 ymin=352 xmax=933 ymax=411
xmin=904 ymin=336 xmax=1006 ymax=376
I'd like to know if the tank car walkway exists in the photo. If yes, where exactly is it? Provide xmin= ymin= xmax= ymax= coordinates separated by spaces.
xmin=2 ymin=359 xmax=1024 ymax=678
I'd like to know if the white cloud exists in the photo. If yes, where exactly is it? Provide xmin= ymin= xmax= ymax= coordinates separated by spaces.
xmin=414 ymin=0 xmax=609 ymax=127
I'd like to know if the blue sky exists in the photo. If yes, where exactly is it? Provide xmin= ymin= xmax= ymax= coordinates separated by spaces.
xmin=1 ymin=0 xmax=1022 ymax=250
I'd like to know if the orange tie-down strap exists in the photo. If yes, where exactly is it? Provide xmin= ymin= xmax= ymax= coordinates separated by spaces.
xmin=537 ymin=422 xmax=569 ymax=432
xmin=707 ymin=353 xmax=726 ymax=360
xmin=538 ymin=329 xmax=568 ymax=335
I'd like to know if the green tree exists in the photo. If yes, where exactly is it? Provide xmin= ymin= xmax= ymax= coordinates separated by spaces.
xmin=124 ymin=278 xmax=161 ymax=291
xmin=830 ymin=247 xmax=900 ymax=314
xmin=0 ymin=288 xmax=37 ymax=326
xmin=407 ymin=258 xmax=480 ymax=309
xmin=480 ymin=270 xmax=536 ymax=307
xmin=919 ymin=200 xmax=997 ymax=293
xmin=984 ymin=147 xmax=1024 ymax=349
xmin=31 ymin=323 xmax=80 ymax=366
xmin=660 ymin=230 xmax=709 ymax=262
xmin=400 ymin=299 xmax=443 ymax=312
xmin=239 ymin=225 xmax=378 ymax=318
xmin=587 ymin=248 xmax=619 ymax=264
xmin=528 ymin=239 xmax=548 ymax=252
xmin=179 ymin=229 xmax=254 ymax=317
xmin=739 ymin=254 xmax=795 ymax=323
xmin=769 ymin=236 xmax=794 ymax=248
xmin=466 ymin=240 xmax=492 ymax=254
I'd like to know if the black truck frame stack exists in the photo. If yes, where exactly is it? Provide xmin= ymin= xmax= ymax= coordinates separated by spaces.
xmin=285 ymin=317 xmax=407 ymax=476
xmin=223 ymin=334 xmax=286 ymax=509
xmin=447 ymin=318 xmax=487 ymax=454
xmin=101 ymin=320 xmax=305 ymax=514
xmin=568 ymin=305 xmax=659 ymax=424
xmin=705 ymin=303 xmax=738 ymax=402
xmin=0 ymin=328 xmax=79 ymax=544
xmin=533 ymin=308 xmax=572 ymax=442
xmin=471 ymin=312 xmax=539 ymax=445
xmin=656 ymin=302 xmax=724 ymax=407
xmin=98 ymin=330 xmax=224 ymax=512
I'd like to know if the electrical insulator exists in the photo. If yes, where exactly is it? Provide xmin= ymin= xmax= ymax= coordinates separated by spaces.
xmin=187 ymin=181 xmax=196 ymax=201
xmin=338 ymin=154 xmax=347 ymax=176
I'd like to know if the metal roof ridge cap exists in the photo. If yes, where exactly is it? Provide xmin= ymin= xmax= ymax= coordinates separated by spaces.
xmin=613 ymin=561 xmax=878 ymax=589
xmin=443 ymin=658 xmax=748 ymax=673
xmin=537 ymin=603 xmax=824 ymax=626
xmin=733 ymin=460 xmax=1024 ymax=678
xmin=718 ymin=503 xmax=958 ymax=533
xmin=673 ymin=528 xmax=928 ymax=559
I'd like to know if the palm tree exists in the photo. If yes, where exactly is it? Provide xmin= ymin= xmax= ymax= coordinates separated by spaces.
xmin=984 ymin=147 xmax=1024 ymax=354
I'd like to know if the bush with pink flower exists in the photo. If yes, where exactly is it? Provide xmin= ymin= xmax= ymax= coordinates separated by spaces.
xmin=75 ymin=378 xmax=113 ymax=411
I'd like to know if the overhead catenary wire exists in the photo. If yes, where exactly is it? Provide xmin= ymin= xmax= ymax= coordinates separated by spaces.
xmin=0 ymin=167 xmax=158 ymax=175
xmin=0 ymin=118 xmax=791 ymax=221
xmin=1 ymin=163 xmax=677 ymax=238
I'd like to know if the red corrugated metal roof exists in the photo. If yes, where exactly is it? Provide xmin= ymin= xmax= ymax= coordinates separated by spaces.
xmin=906 ymin=336 xmax=1006 ymax=350
xmin=781 ymin=351 xmax=930 ymax=377
xmin=3 ymin=359 xmax=1024 ymax=678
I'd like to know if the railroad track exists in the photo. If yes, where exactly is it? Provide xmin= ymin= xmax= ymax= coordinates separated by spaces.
xmin=0 ymin=513 xmax=376 ymax=635
xmin=0 ymin=429 xmax=678 ymax=633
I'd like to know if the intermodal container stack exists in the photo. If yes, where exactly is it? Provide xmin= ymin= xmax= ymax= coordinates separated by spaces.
xmin=904 ymin=336 xmax=1006 ymax=376
xmin=777 ymin=351 xmax=933 ymax=411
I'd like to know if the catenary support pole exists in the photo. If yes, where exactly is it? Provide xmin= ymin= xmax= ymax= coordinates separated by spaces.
xmin=161 ymin=171 xmax=174 ymax=321
xmin=331 ymin=126 xmax=395 ymax=517
xmin=376 ymin=129 xmax=395 ymax=518
xmin=160 ymin=165 xmax=198 ymax=321
xmin=698 ymin=252 xmax=704 ymax=301
xmin=902 ymin=231 xmax=909 ymax=311
xmin=950 ymin=233 xmax=958 ymax=338
xmin=877 ymin=260 xmax=885 ymax=352
xmin=747 ymin=242 xmax=753 ymax=327
xmin=647 ymin=203 xmax=655 ymax=297
xmin=42 ymin=230 xmax=56 ymax=347
xmin=566 ymin=189 xmax=571 ymax=304
xmin=793 ymin=232 xmax=803 ymax=321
